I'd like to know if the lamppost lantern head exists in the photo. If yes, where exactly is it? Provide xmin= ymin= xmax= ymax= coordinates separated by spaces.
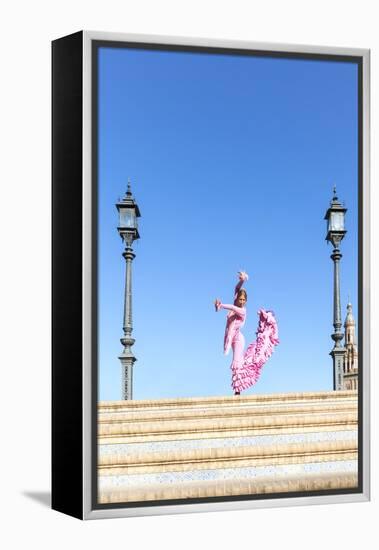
xmin=116 ymin=182 xmax=141 ymax=243
xmin=324 ymin=189 xmax=347 ymax=248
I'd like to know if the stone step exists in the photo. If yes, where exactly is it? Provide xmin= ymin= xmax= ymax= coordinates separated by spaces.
xmin=98 ymin=439 xmax=357 ymax=476
xmin=98 ymin=411 xmax=357 ymax=444
xmin=99 ymin=390 xmax=357 ymax=414
xmin=98 ymin=401 xmax=357 ymax=424
xmin=98 ymin=471 xmax=358 ymax=504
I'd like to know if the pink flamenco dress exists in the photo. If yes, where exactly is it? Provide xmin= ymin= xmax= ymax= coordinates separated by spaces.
xmin=216 ymin=275 xmax=279 ymax=394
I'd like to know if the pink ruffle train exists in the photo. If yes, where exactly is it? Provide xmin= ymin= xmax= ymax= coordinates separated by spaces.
xmin=231 ymin=309 xmax=279 ymax=393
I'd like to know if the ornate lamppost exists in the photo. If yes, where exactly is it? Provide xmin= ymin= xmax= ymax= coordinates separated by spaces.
xmin=324 ymin=186 xmax=347 ymax=391
xmin=116 ymin=180 xmax=141 ymax=400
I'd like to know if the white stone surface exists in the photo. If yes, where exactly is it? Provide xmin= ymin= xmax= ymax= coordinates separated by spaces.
xmin=99 ymin=460 xmax=358 ymax=489
xmin=99 ymin=430 xmax=357 ymax=456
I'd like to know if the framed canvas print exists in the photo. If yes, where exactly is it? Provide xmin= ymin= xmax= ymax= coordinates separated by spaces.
xmin=52 ymin=31 xmax=370 ymax=520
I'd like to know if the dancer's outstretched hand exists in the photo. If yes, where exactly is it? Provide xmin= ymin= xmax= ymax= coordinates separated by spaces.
xmin=238 ymin=271 xmax=249 ymax=282
xmin=214 ymin=299 xmax=221 ymax=312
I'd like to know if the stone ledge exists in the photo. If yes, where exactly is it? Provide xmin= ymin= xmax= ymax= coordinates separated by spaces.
xmin=99 ymin=439 xmax=357 ymax=475
xmin=99 ymin=439 xmax=357 ymax=467
xmin=99 ymin=390 xmax=358 ymax=411
xmin=99 ymin=412 xmax=357 ymax=438
xmin=100 ymin=452 xmax=357 ymax=476
xmin=100 ymin=455 xmax=357 ymax=476
xmin=98 ymin=401 xmax=357 ymax=424
xmin=98 ymin=471 xmax=358 ymax=503
xmin=99 ymin=423 xmax=358 ymax=445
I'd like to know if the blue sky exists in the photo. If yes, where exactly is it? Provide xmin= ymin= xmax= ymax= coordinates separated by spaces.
xmin=98 ymin=46 xmax=358 ymax=401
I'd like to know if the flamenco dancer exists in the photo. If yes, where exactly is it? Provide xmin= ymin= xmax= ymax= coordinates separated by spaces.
xmin=214 ymin=271 xmax=279 ymax=395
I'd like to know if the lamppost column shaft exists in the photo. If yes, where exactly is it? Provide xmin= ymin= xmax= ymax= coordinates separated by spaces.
xmin=332 ymin=250 xmax=342 ymax=338
xmin=330 ymin=247 xmax=345 ymax=390
xmin=119 ymin=245 xmax=136 ymax=401
xmin=123 ymin=248 xmax=135 ymax=337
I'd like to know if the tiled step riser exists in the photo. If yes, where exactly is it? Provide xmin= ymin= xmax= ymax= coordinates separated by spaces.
xmin=99 ymin=430 xmax=358 ymax=457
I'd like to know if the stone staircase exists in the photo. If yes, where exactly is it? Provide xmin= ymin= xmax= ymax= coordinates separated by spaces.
xmin=98 ymin=390 xmax=358 ymax=504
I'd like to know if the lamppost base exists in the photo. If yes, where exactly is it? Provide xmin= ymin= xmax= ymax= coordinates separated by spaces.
xmin=330 ymin=347 xmax=346 ymax=391
xmin=119 ymin=354 xmax=136 ymax=401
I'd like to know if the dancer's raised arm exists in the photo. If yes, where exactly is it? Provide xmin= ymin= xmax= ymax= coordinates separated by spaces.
xmin=234 ymin=271 xmax=249 ymax=301
xmin=214 ymin=271 xmax=249 ymax=314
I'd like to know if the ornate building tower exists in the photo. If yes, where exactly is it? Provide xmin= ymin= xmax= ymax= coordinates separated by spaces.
xmin=342 ymin=302 xmax=358 ymax=390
